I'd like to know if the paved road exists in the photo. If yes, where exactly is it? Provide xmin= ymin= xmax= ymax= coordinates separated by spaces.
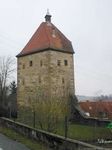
xmin=0 ymin=133 xmax=30 ymax=150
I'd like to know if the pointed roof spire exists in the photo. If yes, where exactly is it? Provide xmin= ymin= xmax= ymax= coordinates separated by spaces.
xmin=45 ymin=9 xmax=52 ymax=22
xmin=16 ymin=13 xmax=74 ymax=57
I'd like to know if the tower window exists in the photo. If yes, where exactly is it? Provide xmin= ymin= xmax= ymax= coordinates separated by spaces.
xmin=40 ymin=60 xmax=43 ymax=67
xmin=23 ymin=64 xmax=25 ymax=69
xmin=18 ymin=79 xmax=21 ymax=84
xmin=29 ymin=61 xmax=33 ymax=66
xmin=64 ymin=60 xmax=68 ymax=66
xmin=62 ymin=78 xmax=65 ymax=84
xmin=57 ymin=60 xmax=61 ymax=66
xmin=39 ymin=76 xmax=41 ymax=83
xmin=22 ymin=79 xmax=25 ymax=85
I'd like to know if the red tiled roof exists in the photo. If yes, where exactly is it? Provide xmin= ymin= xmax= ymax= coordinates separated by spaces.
xmin=17 ymin=22 xmax=74 ymax=57
xmin=80 ymin=101 xmax=112 ymax=119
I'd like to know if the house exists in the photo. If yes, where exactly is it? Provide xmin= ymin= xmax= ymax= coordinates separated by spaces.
xmin=80 ymin=101 xmax=112 ymax=119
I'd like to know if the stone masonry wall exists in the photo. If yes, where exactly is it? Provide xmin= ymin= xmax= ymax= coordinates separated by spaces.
xmin=17 ymin=50 xmax=75 ymax=107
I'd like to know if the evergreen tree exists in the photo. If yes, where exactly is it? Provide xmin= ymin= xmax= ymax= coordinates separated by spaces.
xmin=9 ymin=81 xmax=17 ymax=95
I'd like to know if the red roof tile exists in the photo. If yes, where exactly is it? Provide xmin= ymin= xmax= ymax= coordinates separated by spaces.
xmin=17 ymin=22 xmax=74 ymax=57
xmin=80 ymin=101 xmax=112 ymax=119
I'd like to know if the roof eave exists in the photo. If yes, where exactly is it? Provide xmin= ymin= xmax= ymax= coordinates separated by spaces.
xmin=16 ymin=48 xmax=75 ymax=58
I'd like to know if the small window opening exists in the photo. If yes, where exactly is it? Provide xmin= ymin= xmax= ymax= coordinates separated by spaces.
xmin=57 ymin=60 xmax=61 ymax=66
xmin=22 ymin=79 xmax=25 ymax=85
xmin=39 ymin=77 xmax=41 ymax=83
xmin=40 ymin=60 xmax=43 ymax=67
xmin=23 ymin=64 xmax=25 ymax=69
xmin=64 ymin=60 xmax=68 ymax=66
xmin=29 ymin=61 xmax=33 ymax=66
xmin=62 ymin=78 xmax=65 ymax=84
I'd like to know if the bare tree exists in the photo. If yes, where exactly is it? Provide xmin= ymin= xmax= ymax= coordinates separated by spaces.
xmin=18 ymin=80 xmax=71 ymax=132
xmin=27 ymin=85 xmax=70 ymax=133
xmin=0 ymin=56 xmax=15 ymax=108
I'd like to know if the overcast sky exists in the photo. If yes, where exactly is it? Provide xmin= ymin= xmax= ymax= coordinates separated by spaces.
xmin=0 ymin=0 xmax=112 ymax=96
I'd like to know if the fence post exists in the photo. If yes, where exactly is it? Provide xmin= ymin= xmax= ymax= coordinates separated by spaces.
xmin=33 ymin=110 xmax=35 ymax=128
xmin=65 ymin=115 xmax=68 ymax=138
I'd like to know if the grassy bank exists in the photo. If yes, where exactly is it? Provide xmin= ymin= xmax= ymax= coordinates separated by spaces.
xmin=17 ymin=114 xmax=112 ymax=142
xmin=58 ymin=123 xmax=112 ymax=141
xmin=0 ymin=120 xmax=112 ymax=150
xmin=17 ymin=108 xmax=112 ymax=141
xmin=0 ymin=126 xmax=48 ymax=150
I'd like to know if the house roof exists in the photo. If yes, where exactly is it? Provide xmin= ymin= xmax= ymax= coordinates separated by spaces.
xmin=80 ymin=101 xmax=112 ymax=119
xmin=17 ymin=14 xmax=74 ymax=57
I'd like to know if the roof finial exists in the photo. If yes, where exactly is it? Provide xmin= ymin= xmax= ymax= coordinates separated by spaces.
xmin=46 ymin=9 xmax=50 ymax=15
xmin=45 ymin=9 xmax=52 ymax=22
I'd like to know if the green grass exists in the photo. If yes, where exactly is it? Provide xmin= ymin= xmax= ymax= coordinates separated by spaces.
xmin=17 ymin=113 xmax=112 ymax=142
xmin=0 ymin=126 xmax=48 ymax=150
xmin=17 ymin=108 xmax=112 ymax=142
xmin=61 ymin=123 xmax=112 ymax=141
xmin=0 ymin=118 xmax=112 ymax=150
xmin=0 ymin=119 xmax=111 ymax=150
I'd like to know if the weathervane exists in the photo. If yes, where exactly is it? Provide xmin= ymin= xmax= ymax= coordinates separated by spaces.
xmin=46 ymin=9 xmax=50 ymax=15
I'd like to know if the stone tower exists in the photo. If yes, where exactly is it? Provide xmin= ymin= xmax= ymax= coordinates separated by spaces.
xmin=16 ymin=12 xmax=75 ymax=107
